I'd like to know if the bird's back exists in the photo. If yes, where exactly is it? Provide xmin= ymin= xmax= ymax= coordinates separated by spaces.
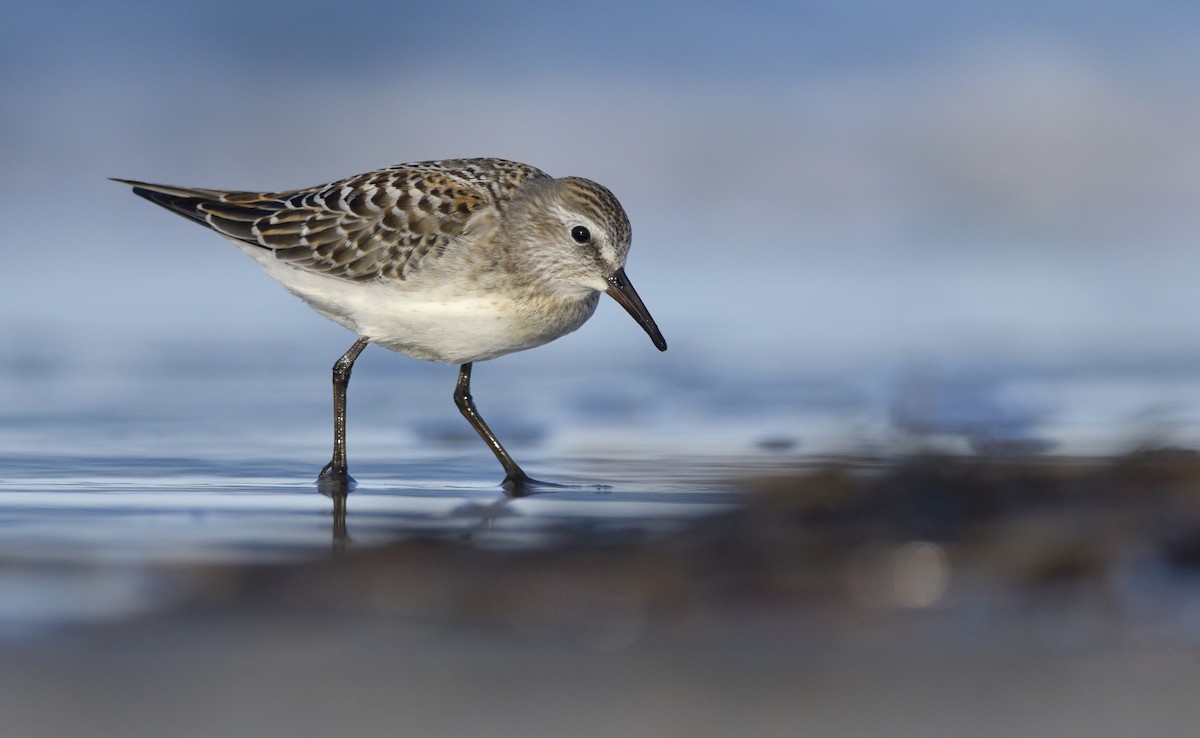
xmin=113 ymin=158 xmax=550 ymax=283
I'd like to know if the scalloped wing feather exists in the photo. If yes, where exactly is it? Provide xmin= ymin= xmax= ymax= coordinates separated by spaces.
xmin=117 ymin=159 xmax=550 ymax=282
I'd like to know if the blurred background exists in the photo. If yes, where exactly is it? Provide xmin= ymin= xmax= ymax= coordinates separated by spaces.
xmin=4 ymin=2 xmax=1200 ymax=736
xmin=3 ymin=0 xmax=1200 ymax=455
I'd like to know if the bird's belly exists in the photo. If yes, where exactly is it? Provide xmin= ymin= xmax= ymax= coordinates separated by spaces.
xmin=361 ymin=295 xmax=579 ymax=364
xmin=249 ymin=251 xmax=598 ymax=364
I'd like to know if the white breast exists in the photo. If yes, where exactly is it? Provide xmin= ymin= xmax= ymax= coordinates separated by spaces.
xmin=237 ymin=242 xmax=600 ymax=364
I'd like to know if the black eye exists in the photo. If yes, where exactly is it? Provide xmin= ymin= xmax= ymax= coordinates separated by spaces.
xmin=571 ymin=225 xmax=591 ymax=244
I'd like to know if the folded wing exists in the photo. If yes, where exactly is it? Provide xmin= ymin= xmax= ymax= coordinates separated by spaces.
xmin=113 ymin=159 xmax=548 ymax=282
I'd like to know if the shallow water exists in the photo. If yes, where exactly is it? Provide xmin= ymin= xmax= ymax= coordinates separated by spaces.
xmin=0 ymin=436 xmax=751 ymax=633
xmin=0 ymin=349 xmax=759 ymax=636
xmin=8 ymin=348 xmax=1200 ymax=736
xmin=7 ymin=344 xmax=1200 ymax=637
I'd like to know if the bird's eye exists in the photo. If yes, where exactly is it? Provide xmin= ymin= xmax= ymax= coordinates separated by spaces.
xmin=571 ymin=225 xmax=591 ymax=244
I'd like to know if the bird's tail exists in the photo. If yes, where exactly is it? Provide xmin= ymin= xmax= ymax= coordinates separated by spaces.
xmin=109 ymin=178 xmax=234 ymax=227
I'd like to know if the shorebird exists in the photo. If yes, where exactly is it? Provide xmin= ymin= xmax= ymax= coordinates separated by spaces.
xmin=114 ymin=158 xmax=666 ymax=494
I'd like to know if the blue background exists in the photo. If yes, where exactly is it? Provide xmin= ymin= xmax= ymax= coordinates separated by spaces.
xmin=4 ymin=0 xmax=1200 ymax=451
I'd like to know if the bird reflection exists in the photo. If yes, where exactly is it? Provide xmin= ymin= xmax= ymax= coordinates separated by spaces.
xmin=330 ymin=491 xmax=349 ymax=555
xmin=316 ymin=477 xmax=709 ymax=555
xmin=320 ymin=486 xmax=522 ymax=556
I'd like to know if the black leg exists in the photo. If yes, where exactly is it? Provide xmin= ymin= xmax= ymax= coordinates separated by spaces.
xmin=453 ymin=363 xmax=552 ymax=495
xmin=317 ymin=337 xmax=370 ymax=492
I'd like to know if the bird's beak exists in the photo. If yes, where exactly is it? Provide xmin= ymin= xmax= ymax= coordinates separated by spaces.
xmin=605 ymin=268 xmax=667 ymax=351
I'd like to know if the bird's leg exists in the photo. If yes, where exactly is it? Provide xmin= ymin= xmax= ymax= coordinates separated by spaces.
xmin=318 ymin=337 xmax=370 ymax=492
xmin=453 ymin=363 xmax=556 ymax=496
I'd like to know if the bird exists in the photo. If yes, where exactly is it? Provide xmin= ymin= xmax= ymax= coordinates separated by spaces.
xmin=113 ymin=158 xmax=667 ymax=495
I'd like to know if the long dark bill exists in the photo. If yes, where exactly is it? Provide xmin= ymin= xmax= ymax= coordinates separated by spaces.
xmin=605 ymin=268 xmax=667 ymax=352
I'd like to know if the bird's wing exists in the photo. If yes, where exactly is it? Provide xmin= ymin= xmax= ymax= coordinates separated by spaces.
xmin=113 ymin=159 xmax=549 ymax=282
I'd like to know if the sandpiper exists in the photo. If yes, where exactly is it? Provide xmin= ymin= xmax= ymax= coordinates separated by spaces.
xmin=114 ymin=158 xmax=667 ymax=494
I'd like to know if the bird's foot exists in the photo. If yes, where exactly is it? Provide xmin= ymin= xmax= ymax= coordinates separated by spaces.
xmin=501 ymin=471 xmax=611 ymax=497
xmin=317 ymin=462 xmax=356 ymax=497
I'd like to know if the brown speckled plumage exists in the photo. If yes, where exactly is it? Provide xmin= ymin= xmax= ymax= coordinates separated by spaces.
xmin=117 ymin=158 xmax=550 ymax=283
